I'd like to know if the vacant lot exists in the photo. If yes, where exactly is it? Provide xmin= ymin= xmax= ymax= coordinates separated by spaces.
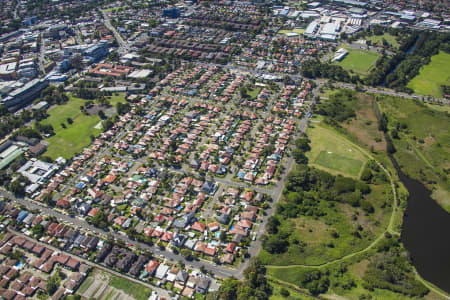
xmin=336 ymin=48 xmax=381 ymax=75
xmin=77 ymin=269 xmax=152 ymax=300
xmin=407 ymin=51 xmax=450 ymax=98
xmin=306 ymin=123 xmax=368 ymax=178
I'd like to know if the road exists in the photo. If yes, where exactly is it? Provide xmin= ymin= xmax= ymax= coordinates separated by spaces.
xmin=1 ymin=188 xmax=237 ymax=279
xmin=100 ymin=9 xmax=128 ymax=54
xmin=8 ymin=228 xmax=171 ymax=299
xmin=38 ymin=33 xmax=45 ymax=73
xmin=0 ymin=80 xmax=317 ymax=281
xmin=203 ymin=62 xmax=450 ymax=105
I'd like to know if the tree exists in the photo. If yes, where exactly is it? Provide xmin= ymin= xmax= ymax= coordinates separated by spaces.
xmin=69 ymin=54 xmax=83 ymax=70
xmin=292 ymin=148 xmax=308 ymax=164
xmin=98 ymin=110 xmax=106 ymax=119
xmin=295 ymin=138 xmax=311 ymax=152
xmin=46 ymin=276 xmax=58 ymax=295
xmin=91 ymin=210 xmax=108 ymax=229
xmin=32 ymin=224 xmax=45 ymax=237
xmin=67 ymin=117 xmax=73 ymax=124
xmin=102 ymin=118 xmax=114 ymax=131
xmin=9 ymin=178 xmax=26 ymax=195
xmin=280 ymin=288 xmax=290 ymax=297
xmin=181 ymin=249 xmax=193 ymax=260
xmin=219 ymin=231 xmax=227 ymax=242
xmin=266 ymin=216 xmax=280 ymax=234
xmin=240 ymin=87 xmax=249 ymax=99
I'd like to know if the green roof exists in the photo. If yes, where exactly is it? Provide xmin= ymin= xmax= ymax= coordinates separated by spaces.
xmin=0 ymin=148 xmax=23 ymax=170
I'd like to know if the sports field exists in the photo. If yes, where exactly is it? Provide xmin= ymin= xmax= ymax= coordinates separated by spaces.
xmin=336 ymin=48 xmax=381 ymax=75
xmin=278 ymin=28 xmax=304 ymax=35
xmin=407 ymin=51 xmax=450 ymax=98
xmin=41 ymin=95 xmax=101 ymax=159
xmin=306 ymin=123 xmax=367 ymax=178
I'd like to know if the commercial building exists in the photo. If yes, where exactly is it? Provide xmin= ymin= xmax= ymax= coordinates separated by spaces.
xmin=17 ymin=158 xmax=58 ymax=184
xmin=1 ymin=78 xmax=49 ymax=110
xmin=0 ymin=62 xmax=17 ymax=80
xmin=83 ymin=42 xmax=109 ymax=63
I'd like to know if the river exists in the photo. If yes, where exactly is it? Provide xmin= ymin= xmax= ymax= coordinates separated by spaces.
xmin=381 ymin=35 xmax=419 ymax=87
xmin=388 ymin=143 xmax=450 ymax=293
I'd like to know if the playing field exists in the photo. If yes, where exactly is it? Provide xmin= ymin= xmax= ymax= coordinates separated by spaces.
xmin=315 ymin=151 xmax=363 ymax=177
xmin=278 ymin=28 xmax=304 ymax=35
xmin=306 ymin=123 xmax=367 ymax=178
xmin=41 ymin=95 xmax=102 ymax=159
xmin=337 ymin=48 xmax=381 ymax=75
xmin=407 ymin=51 xmax=450 ymax=98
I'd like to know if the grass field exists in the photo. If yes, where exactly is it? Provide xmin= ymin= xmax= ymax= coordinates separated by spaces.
xmin=342 ymin=93 xmax=387 ymax=152
xmin=109 ymin=275 xmax=152 ymax=300
xmin=407 ymin=51 xmax=450 ymax=98
xmin=378 ymin=96 xmax=450 ymax=212
xmin=315 ymin=151 xmax=363 ymax=177
xmin=41 ymin=95 xmax=102 ymax=159
xmin=107 ymin=93 xmax=127 ymax=106
xmin=306 ymin=123 xmax=368 ymax=178
xmin=278 ymin=28 xmax=304 ymax=35
xmin=336 ymin=48 xmax=381 ymax=75
xmin=247 ymin=87 xmax=262 ymax=99
xmin=365 ymin=33 xmax=399 ymax=48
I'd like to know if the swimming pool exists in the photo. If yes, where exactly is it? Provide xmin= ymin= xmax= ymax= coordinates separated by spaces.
xmin=15 ymin=262 xmax=23 ymax=269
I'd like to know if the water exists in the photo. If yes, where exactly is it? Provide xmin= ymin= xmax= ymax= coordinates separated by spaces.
xmin=376 ymin=122 xmax=450 ymax=293
xmin=372 ymin=100 xmax=450 ymax=293
xmin=395 ymin=156 xmax=450 ymax=293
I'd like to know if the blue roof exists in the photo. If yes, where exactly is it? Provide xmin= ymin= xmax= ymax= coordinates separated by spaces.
xmin=75 ymin=182 xmax=86 ymax=189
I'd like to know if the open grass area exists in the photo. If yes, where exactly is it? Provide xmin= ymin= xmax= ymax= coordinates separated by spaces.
xmin=41 ymin=94 xmax=111 ymax=159
xmin=336 ymin=48 xmax=381 ymax=75
xmin=107 ymin=93 xmax=127 ymax=106
xmin=278 ymin=28 xmax=304 ymax=35
xmin=365 ymin=33 xmax=399 ymax=48
xmin=425 ymin=102 xmax=450 ymax=114
xmin=407 ymin=51 xmax=450 ymax=98
xmin=269 ymin=280 xmax=315 ymax=300
xmin=341 ymin=93 xmax=387 ymax=152
xmin=247 ymin=87 xmax=262 ymax=99
xmin=306 ymin=123 xmax=368 ymax=178
xmin=259 ymin=183 xmax=391 ymax=267
xmin=109 ymin=275 xmax=152 ymax=300
xmin=378 ymin=96 xmax=450 ymax=212
xmin=315 ymin=151 xmax=363 ymax=177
